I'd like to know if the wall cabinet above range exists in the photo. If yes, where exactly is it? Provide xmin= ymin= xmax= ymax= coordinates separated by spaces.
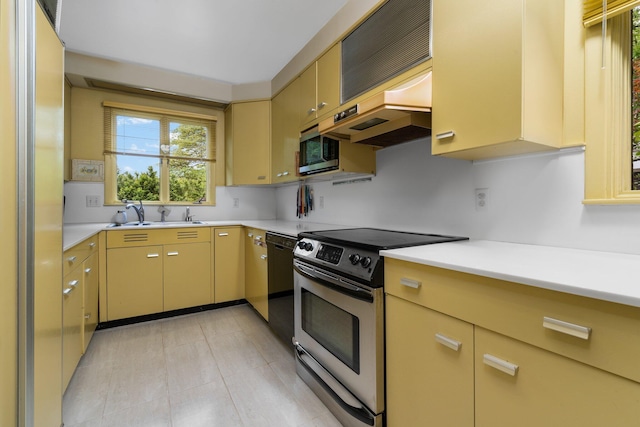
xmin=299 ymin=43 xmax=341 ymax=129
xmin=271 ymin=78 xmax=301 ymax=184
xmin=431 ymin=0 xmax=566 ymax=160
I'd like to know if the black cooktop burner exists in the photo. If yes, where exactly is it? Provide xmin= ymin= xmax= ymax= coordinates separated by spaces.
xmin=300 ymin=228 xmax=468 ymax=251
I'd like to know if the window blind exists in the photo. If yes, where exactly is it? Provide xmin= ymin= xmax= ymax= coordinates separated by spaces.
xmin=584 ymin=0 xmax=640 ymax=26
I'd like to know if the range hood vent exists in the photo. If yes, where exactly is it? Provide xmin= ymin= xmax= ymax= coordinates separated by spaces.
xmin=319 ymin=72 xmax=432 ymax=148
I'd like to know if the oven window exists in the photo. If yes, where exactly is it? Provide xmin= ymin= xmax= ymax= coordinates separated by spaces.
xmin=301 ymin=289 xmax=360 ymax=374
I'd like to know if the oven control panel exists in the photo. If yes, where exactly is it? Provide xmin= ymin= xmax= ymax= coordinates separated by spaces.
xmin=294 ymin=238 xmax=380 ymax=283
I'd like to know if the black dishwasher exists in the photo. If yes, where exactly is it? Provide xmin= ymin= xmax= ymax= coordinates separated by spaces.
xmin=266 ymin=232 xmax=296 ymax=347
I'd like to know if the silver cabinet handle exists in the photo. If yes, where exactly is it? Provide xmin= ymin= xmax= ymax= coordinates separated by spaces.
xmin=63 ymin=288 xmax=73 ymax=296
xmin=84 ymin=313 xmax=91 ymax=319
xmin=543 ymin=316 xmax=591 ymax=340
xmin=436 ymin=131 xmax=455 ymax=140
xmin=277 ymin=173 xmax=283 ymax=177
xmin=84 ymin=268 xmax=92 ymax=274
xmin=400 ymin=277 xmax=421 ymax=289
xmin=317 ymin=102 xmax=327 ymax=109
xmin=68 ymin=280 xmax=79 ymax=288
xmin=218 ymin=232 xmax=229 ymax=237
xmin=483 ymin=354 xmax=518 ymax=376
xmin=147 ymin=253 xmax=159 ymax=258
xmin=255 ymin=235 xmax=263 ymax=241
xmin=307 ymin=107 xmax=317 ymax=115
xmin=88 ymin=242 xmax=96 ymax=248
xmin=167 ymin=252 xmax=179 ymax=256
xmin=435 ymin=333 xmax=461 ymax=352
xmin=248 ymin=233 xmax=253 ymax=238
xmin=68 ymin=256 xmax=77 ymax=262
xmin=282 ymin=171 xmax=289 ymax=176
xmin=260 ymin=254 xmax=268 ymax=260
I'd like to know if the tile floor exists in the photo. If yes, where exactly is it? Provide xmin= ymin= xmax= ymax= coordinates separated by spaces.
xmin=63 ymin=304 xmax=342 ymax=427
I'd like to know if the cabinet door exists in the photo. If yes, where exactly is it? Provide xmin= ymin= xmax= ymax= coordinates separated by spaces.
xmin=316 ymin=43 xmax=341 ymax=121
xmin=431 ymin=0 xmax=563 ymax=159
xmin=82 ymin=252 xmax=99 ymax=352
xmin=62 ymin=268 xmax=83 ymax=392
xmin=245 ymin=229 xmax=268 ymax=320
xmin=229 ymin=101 xmax=271 ymax=185
xmin=386 ymin=295 xmax=474 ymax=427
xmin=106 ymin=246 xmax=163 ymax=320
xmin=164 ymin=241 xmax=212 ymax=311
xmin=299 ymin=64 xmax=317 ymax=127
xmin=271 ymin=78 xmax=300 ymax=183
xmin=214 ymin=227 xmax=244 ymax=303
xmin=475 ymin=327 xmax=640 ymax=427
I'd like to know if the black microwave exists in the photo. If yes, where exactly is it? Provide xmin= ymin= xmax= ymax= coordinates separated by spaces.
xmin=299 ymin=130 xmax=340 ymax=175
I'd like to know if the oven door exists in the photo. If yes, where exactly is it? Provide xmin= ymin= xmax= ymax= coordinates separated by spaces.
xmin=293 ymin=259 xmax=384 ymax=416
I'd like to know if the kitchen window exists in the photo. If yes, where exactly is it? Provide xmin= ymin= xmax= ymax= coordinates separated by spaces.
xmin=103 ymin=103 xmax=217 ymax=205
xmin=584 ymin=1 xmax=640 ymax=203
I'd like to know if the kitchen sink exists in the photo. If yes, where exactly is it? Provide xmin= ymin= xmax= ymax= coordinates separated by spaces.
xmin=106 ymin=221 xmax=205 ymax=228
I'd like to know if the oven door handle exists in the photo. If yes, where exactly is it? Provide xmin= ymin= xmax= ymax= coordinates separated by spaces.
xmin=294 ymin=342 xmax=376 ymax=426
xmin=294 ymin=261 xmax=374 ymax=303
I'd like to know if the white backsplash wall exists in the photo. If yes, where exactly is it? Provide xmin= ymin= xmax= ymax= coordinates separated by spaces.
xmin=64 ymin=183 xmax=277 ymax=224
xmin=276 ymin=138 xmax=640 ymax=256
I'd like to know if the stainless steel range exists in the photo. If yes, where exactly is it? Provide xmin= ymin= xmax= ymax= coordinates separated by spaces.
xmin=292 ymin=228 xmax=468 ymax=427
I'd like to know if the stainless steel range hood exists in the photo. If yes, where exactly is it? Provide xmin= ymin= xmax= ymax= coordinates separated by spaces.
xmin=318 ymin=72 xmax=432 ymax=148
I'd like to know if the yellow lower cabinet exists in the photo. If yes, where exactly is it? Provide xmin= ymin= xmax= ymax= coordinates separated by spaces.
xmin=62 ymin=268 xmax=83 ymax=391
xmin=164 ymin=241 xmax=211 ymax=311
xmin=213 ymin=227 xmax=245 ymax=303
xmin=106 ymin=245 xmax=164 ymax=320
xmin=386 ymin=295 xmax=474 ymax=427
xmin=82 ymin=252 xmax=99 ymax=352
xmin=245 ymin=228 xmax=268 ymax=320
xmin=475 ymin=327 xmax=640 ymax=427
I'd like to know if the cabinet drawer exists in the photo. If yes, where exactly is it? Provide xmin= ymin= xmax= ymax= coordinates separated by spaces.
xmin=475 ymin=327 xmax=640 ymax=427
xmin=385 ymin=258 xmax=640 ymax=382
xmin=64 ymin=234 xmax=98 ymax=276
xmin=107 ymin=227 xmax=210 ymax=248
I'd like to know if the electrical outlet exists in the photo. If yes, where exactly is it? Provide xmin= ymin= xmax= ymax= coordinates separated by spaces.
xmin=233 ymin=198 xmax=240 ymax=208
xmin=475 ymin=188 xmax=488 ymax=211
xmin=86 ymin=195 xmax=100 ymax=207
xmin=319 ymin=196 xmax=324 ymax=209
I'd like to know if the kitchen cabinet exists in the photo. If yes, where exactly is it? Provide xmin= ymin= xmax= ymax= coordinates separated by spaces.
xmin=431 ymin=0 xmax=564 ymax=160
xmin=385 ymin=258 xmax=640 ymax=426
xmin=82 ymin=251 xmax=99 ymax=351
xmin=213 ymin=227 xmax=245 ymax=303
xmin=106 ymin=227 xmax=211 ymax=320
xmin=386 ymin=295 xmax=474 ymax=426
xmin=245 ymin=227 xmax=268 ymax=320
xmin=300 ymin=43 xmax=340 ymax=129
xmin=271 ymin=78 xmax=301 ymax=183
xmin=225 ymin=100 xmax=271 ymax=185
xmin=164 ymin=241 xmax=211 ymax=311
xmin=33 ymin=5 xmax=65 ymax=425
xmin=62 ymin=264 xmax=83 ymax=391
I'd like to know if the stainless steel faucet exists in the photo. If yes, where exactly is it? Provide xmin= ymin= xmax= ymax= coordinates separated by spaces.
xmin=126 ymin=200 xmax=144 ymax=223
xmin=185 ymin=206 xmax=192 ymax=222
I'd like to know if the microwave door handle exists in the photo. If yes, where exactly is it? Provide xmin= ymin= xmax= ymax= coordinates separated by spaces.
xmin=294 ymin=343 xmax=376 ymax=426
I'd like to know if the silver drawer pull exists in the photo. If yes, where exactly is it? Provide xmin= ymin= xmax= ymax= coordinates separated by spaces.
xmin=88 ymin=242 xmax=96 ymax=248
xmin=147 ymin=253 xmax=159 ymax=258
xmin=84 ymin=268 xmax=92 ymax=274
xmin=400 ymin=277 xmax=421 ymax=289
xmin=260 ymin=254 xmax=268 ymax=260
xmin=68 ymin=280 xmax=79 ymax=288
xmin=307 ymin=107 xmax=316 ymax=115
xmin=167 ymin=252 xmax=179 ymax=256
xmin=483 ymin=354 xmax=518 ymax=376
xmin=543 ymin=316 xmax=591 ymax=340
xmin=218 ymin=232 xmax=229 ymax=237
xmin=84 ymin=313 xmax=91 ymax=319
xmin=68 ymin=256 xmax=77 ymax=262
xmin=248 ymin=233 xmax=253 ymax=238
xmin=435 ymin=333 xmax=461 ymax=352
xmin=63 ymin=288 xmax=73 ymax=296
xmin=317 ymin=102 xmax=327 ymax=109
xmin=435 ymin=131 xmax=455 ymax=140
xmin=282 ymin=171 xmax=289 ymax=176
xmin=277 ymin=173 xmax=283 ymax=177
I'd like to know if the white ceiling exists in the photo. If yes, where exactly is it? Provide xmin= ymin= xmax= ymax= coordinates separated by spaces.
xmin=59 ymin=0 xmax=349 ymax=85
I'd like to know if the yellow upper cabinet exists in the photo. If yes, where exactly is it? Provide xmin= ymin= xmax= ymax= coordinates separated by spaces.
xmin=271 ymin=78 xmax=301 ymax=183
xmin=225 ymin=100 xmax=271 ymax=185
xmin=431 ymin=0 xmax=565 ymax=160
xmin=300 ymin=43 xmax=341 ymax=129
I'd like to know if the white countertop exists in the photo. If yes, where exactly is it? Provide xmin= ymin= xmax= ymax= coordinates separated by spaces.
xmin=381 ymin=240 xmax=640 ymax=308
xmin=63 ymin=220 xmax=351 ymax=250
